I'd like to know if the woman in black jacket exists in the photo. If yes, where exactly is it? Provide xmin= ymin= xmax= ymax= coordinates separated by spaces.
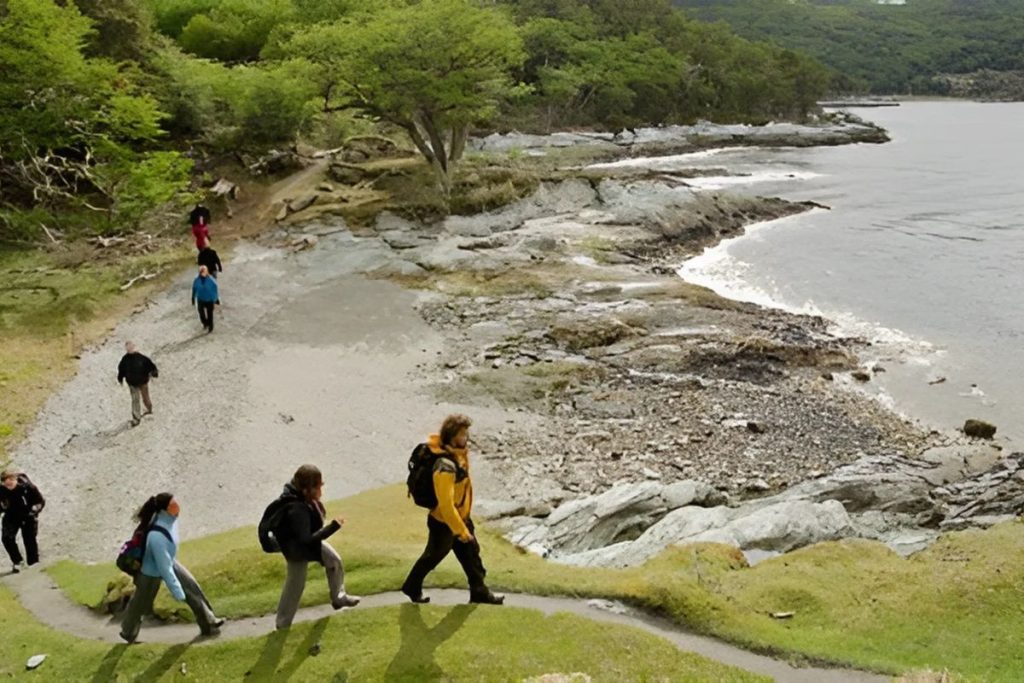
xmin=271 ymin=465 xmax=360 ymax=629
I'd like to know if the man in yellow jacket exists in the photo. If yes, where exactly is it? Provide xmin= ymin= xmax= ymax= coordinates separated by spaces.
xmin=402 ymin=414 xmax=504 ymax=605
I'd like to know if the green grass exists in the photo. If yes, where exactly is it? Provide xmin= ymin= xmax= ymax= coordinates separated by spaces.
xmin=0 ymin=246 xmax=190 ymax=463
xmin=0 ymin=585 xmax=764 ymax=682
xmin=49 ymin=485 xmax=1024 ymax=681
xmin=49 ymin=485 xmax=1024 ymax=679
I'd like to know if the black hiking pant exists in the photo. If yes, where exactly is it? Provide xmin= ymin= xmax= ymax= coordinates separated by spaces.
xmin=403 ymin=516 xmax=488 ymax=597
xmin=2 ymin=513 xmax=38 ymax=566
xmin=197 ymin=301 xmax=215 ymax=331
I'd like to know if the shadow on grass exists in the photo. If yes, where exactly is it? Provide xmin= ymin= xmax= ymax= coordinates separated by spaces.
xmin=247 ymin=617 xmax=332 ymax=681
xmin=89 ymin=644 xmax=127 ymax=683
xmin=384 ymin=604 xmax=475 ymax=682
xmin=137 ymin=642 xmax=189 ymax=682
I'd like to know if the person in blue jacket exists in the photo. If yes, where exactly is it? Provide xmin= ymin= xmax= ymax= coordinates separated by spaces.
xmin=191 ymin=265 xmax=220 ymax=333
xmin=119 ymin=493 xmax=224 ymax=643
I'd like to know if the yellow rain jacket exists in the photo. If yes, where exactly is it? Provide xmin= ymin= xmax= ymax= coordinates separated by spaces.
xmin=426 ymin=433 xmax=473 ymax=541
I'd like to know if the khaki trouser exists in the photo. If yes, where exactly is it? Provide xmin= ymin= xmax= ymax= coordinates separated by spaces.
xmin=129 ymin=383 xmax=152 ymax=422
xmin=275 ymin=542 xmax=345 ymax=629
xmin=120 ymin=561 xmax=218 ymax=641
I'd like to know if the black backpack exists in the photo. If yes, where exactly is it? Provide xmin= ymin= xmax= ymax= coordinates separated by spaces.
xmin=257 ymin=498 xmax=293 ymax=553
xmin=406 ymin=443 xmax=466 ymax=509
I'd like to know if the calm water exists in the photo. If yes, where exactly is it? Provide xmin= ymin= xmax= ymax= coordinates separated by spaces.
xmin=677 ymin=102 xmax=1024 ymax=448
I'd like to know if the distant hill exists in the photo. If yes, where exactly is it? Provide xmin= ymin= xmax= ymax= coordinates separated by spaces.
xmin=673 ymin=0 xmax=1024 ymax=95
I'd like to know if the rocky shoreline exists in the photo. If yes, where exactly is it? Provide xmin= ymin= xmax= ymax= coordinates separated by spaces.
xmin=271 ymin=117 xmax=1021 ymax=566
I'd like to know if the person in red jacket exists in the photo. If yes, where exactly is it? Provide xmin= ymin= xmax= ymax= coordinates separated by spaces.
xmin=189 ymin=203 xmax=211 ymax=251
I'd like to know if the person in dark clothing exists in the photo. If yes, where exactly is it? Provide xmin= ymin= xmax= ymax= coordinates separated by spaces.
xmin=196 ymin=239 xmax=222 ymax=279
xmin=268 ymin=465 xmax=360 ymax=629
xmin=117 ymin=342 xmax=158 ymax=426
xmin=0 ymin=470 xmax=44 ymax=573
xmin=189 ymin=204 xmax=211 ymax=226
xmin=402 ymin=414 xmax=504 ymax=605
xmin=191 ymin=265 xmax=220 ymax=333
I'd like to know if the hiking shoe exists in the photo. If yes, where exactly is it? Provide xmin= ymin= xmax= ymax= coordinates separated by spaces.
xmin=401 ymin=586 xmax=430 ymax=604
xmin=332 ymin=593 xmax=361 ymax=610
xmin=469 ymin=591 xmax=505 ymax=605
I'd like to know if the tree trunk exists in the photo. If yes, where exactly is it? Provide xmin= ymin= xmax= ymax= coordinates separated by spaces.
xmin=417 ymin=113 xmax=451 ymax=200
xmin=448 ymin=124 xmax=468 ymax=163
xmin=401 ymin=122 xmax=436 ymax=166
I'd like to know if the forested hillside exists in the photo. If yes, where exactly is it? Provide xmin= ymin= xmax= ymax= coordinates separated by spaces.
xmin=1 ymin=0 xmax=830 ymax=242
xmin=675 ymin=0 xmax=1024 ymax=94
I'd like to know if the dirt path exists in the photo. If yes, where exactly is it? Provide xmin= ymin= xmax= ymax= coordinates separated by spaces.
xmin=2 ymin=569 xmax=888 ymax=683
xmin=10 ymin=226 xmax=532 ymax=561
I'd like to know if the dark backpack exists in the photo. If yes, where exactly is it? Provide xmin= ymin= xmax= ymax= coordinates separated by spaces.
xmin=116 ymin=525 xmax=173 ymax=576
xmin=257 ymin=498 xmax=293 ymax=553
xmin=407 ymin=443 xmax=465 ymax=509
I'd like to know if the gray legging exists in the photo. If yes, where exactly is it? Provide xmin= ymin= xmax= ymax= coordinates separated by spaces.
xmin=120 ymin=561 xmax=218 ymax=641
xmin=276 ymin=542 xmax=346 ymax=629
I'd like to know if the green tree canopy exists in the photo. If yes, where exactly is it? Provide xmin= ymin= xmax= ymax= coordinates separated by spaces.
xmin=287 ymin=0 xmax=526 ymax=193
xmin=0 ymin=0 xmax=189 ymax=234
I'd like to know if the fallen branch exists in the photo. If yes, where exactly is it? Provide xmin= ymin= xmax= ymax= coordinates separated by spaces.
xmin=93 ymin=236 xmax=126 ymax=248
xmin=120 ymin=272 xmax=156 ymax=291
xmin=40 ymin=223 xmax=60 ymax=244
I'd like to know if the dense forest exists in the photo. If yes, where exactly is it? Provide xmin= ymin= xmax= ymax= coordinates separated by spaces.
xmin=674 ymin=0 xmax=1024 ymax=94
xmin=0 ymin=0 xmax=831 ymax=241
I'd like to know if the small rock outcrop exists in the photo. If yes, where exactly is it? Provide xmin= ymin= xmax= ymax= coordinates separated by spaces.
xmin=508 ymin=480 xmax=722 ymax=557
xmin=963 ymin=419 xmax=997 ymax=439
xmin=506 ymin=445 xmax=1021 ymax=567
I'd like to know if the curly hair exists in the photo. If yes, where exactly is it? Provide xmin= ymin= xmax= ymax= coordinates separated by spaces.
xmin=439 ymin=414 xmax=472 ymax=446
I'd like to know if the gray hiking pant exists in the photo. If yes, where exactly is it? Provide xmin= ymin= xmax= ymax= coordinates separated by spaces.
xmin=275 ymin=542 xmax=345 ymax=629
xmin=120 ymin=561 xmax=218 ymax=641
xmin=129 ymin=383 xmax=152 ymax=422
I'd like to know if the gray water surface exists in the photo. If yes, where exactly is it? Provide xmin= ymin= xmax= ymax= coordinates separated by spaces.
xmin=678 ymin=101 xmax=1024 ymax=448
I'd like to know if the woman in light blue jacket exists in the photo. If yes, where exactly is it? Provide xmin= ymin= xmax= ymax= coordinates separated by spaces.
xmin=119 ymin=493 xmax=224 ymax=643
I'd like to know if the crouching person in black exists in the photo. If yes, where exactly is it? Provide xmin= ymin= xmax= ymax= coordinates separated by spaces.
xmin=0 ymin=470 xmax=44 ymax=573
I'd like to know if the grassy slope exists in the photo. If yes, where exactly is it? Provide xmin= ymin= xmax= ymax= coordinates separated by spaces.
xmin=51 ymin=485 xmax=1024 ymax=681
xmin=0 ymin=585 xmax=763 ymax=682
xmin=0 ymin=246 xmax=191 ymax=464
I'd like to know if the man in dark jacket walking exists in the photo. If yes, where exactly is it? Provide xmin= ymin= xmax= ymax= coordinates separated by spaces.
xmin=196 ymin=239 xmax=222 ymax=279
xmin=0 ymin=471 xmax=45 ymax=573
xmin=117 ymin=342 xmax=158 ymax=427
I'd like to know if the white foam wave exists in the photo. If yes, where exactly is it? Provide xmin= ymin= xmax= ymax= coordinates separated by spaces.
xmin=586 ymin=148 xmax=731 ymax=170
xmin=676 ymin=213 xmax=935 ymax=357
xmin=685 ymin=170 xmax=821 ymax=191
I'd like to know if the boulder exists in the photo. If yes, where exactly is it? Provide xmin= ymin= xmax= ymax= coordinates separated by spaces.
xmin=102 ymin=575 xmax=136 ymax=614
xmin=473 ymin=499 xmax=550 ymax=520
xmin=442 ymin=215 xmax=494 ymax=238
xmin=513 ymin=445 xmax=1019 ymax=567
xmin=556 ymin=499 xmax=853 ymax=568
xmin=288 ymin=194 xmax=318 ymax=214
xmin=549 ymin=316 xmax=642 ymax=352
xmin=963 ymin=419 xmax=997 ymax=439
xmin=329 ymin=163 xmax=370 ymax=185
xmin=509 ymin=480 xmax=718 ymax=557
